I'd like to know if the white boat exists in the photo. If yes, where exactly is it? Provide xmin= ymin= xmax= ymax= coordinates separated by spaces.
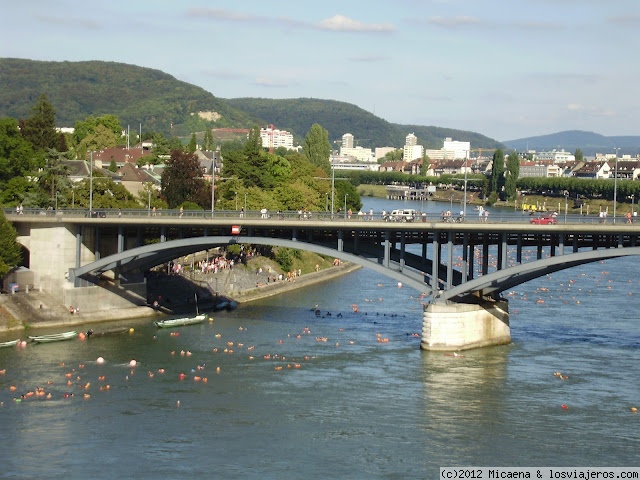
xmin=0 ymin=338 xmax=20 ymax=348
xmin=28 ymin=331 xmax=78 ymax=343
xmin=154 ymin=314 xmax=207 ymax=328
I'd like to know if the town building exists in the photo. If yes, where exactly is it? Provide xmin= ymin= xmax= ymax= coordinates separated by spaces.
xmin=260 ymin=125 xmax=295 ymax=150
xmin=533 ymin=149 xmax=575 ymax=163
xmin=403 ymin=133 xmax=424 ymax=161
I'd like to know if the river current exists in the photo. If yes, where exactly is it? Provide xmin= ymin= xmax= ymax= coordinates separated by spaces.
xmin=0 ymin=198 xmax=638 ymax=479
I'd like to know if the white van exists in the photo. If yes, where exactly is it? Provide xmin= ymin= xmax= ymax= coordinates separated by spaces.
xmin=387 ymin=208 xmax=416 ymax=222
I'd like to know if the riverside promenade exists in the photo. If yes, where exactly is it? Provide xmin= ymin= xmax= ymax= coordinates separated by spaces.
xmin=0 ymin=262 xmax=360 ymax=333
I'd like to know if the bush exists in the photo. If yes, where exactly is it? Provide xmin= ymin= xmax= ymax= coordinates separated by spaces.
xmin=273 ymin=247 xmax=294 ymax=272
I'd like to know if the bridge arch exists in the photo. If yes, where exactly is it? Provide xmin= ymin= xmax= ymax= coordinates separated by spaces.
xmin=71 ymin=235 xmax=640 ymax=306
xmin=70 ymin=236 xmax=432 ymax=294
xmin=441 ymin=246 xmax=640 ymax=303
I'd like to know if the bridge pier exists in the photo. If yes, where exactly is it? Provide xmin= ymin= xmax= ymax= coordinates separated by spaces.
xmin=420 ymin=299 xmax=511 ymax=351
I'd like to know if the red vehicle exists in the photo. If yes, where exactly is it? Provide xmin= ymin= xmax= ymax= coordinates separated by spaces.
xmin=530 ymin=213 xmax=558 ymax=225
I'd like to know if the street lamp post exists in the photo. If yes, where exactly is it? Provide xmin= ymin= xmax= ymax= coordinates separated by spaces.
xmin=344 ymin=193 xmax=348 ymax=219
xmin=89 ymin=151 xmax=93 ymax=215
xmin=463 ymin=150 xmax=469 ymax=221
xmin=331 ymin=161 xmax=335 ymax=217
xmin=325 ymin=193 xmax=328 ymax=212
xmin=148 ymin=190 xmax=151 ymax=216
xmin=613 ymin=147 xmax=620 ymax=223
xmin=244 ymin=193 xmax=247 ymax=215
xmin=564 ymin=192 xmax=569 ymax=224
xmin=211 ymin=159 xmax=215 ymax=216
xmin=632 ymin=194 xmax=635 ymax=221
xmin=235 ymin=191 xmax=238 ymax=211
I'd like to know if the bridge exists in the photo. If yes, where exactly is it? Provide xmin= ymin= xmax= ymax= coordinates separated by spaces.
xmin=7 ymin=208 xmax=640 ymax=351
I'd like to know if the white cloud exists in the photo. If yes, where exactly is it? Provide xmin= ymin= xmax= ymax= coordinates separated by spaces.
xmin=254 ymin=77 xmax=289 ymax=88
xmin=316 ymin=15 xmax=395 ymax=33
xmin=427 ymin=16 xmax=481 ymax=28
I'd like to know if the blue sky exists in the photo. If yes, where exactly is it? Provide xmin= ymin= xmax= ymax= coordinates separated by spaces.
xmin=2 ymin=0 xmax=639 ymax=142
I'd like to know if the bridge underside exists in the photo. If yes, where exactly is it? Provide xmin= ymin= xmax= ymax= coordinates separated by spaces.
xmin=68 ymin=222 xmax=640 ymax=304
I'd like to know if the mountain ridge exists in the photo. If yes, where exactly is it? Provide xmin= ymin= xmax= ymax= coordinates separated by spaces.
xmin=0 ymin=58 xmax=502 ymax=150
xmin=504 ymin=130 xmax=640 ymax=156
xmin=3 ymin=58 xmax=637 ymax=155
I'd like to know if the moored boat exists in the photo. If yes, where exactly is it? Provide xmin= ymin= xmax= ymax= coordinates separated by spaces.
xmin=28 ymin=331 xmax=78 ymax=343
xmin=154 ymin=313 xmax=207 ymax=328
xmin=86 ymin=327 xmax=130 ymax=338
xmin=0 ymin=338 xmax=20 ymax=348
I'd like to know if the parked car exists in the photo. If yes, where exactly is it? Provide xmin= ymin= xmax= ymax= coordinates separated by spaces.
xmin=85 ymin=210 xmax=107 ymax=218
xmin=387 ymin=209 xmax=416 ymax=222
xmin=530 ymin=213 xmax=558 ymax=225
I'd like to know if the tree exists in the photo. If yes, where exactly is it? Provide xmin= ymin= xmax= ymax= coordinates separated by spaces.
xmin=20 ymin=94 xmax=60 ymax=152
xmin=202 ymin=129 xmax=214 ymax=151
xmin=574 ymin=148 xmax=584 ymax=162
xmin=489 ymin=148 xmax=505 ymax=197
xmin=161 ymin=149 xmax=208 ymax=208
xmin=0 ymin=118 xmax=36 ymax=185
xmin=39 ymin=149 xmax=71 ymax=207
xmin=0 ymin=210 xmax=22 ymax=277
xmin=188 ymin=133 xmax=197 ymax=153
xmin=303 ymin=123 xmax=331 ymax=174
xmin=505 ymin=151 xmax=520 ymax=200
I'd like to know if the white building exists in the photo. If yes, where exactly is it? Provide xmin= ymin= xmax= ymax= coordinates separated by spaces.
xmin=260 ymin=125 xmax=295 ymax=150
xmin=340 ymin=146 xmax=375 ymax=163
xmin=443 ymin=137 xmax=471 ymax=159
xmin=342 ymin=133 xmax=354 ymax=149
xmin=533 ymin=149 xmax=575 ymax=163
xmin=403 ymin=133 xmax=424 ymax=161
xmin=375 ymin=147 xmax=396 ymax=161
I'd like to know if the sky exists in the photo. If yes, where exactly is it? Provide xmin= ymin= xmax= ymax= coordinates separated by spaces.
xmin=2 ymin=0 xmax=640 ymax=142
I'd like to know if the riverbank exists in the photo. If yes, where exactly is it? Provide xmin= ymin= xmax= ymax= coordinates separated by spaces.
xmin=0 ymin=261 xmax=360 ymax=334
xmin=357 ymin=183 xmax=636 ymax=216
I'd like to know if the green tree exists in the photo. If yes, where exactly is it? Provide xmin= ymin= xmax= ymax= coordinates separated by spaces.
xmin=39 ymin=149 xmax=71 ymax=207
xmin=202 ymin=129 xmax=214 ymax=151
xmin=0 ymin=118 xmax=36 ymax=185
xmin=489 ymin=149 xmax=505 ymax=197
xmin=303 ymin=123 xmax=331 ymax=174
xmin=161 ymin=149 xmax=208 ymax=208
xmin=574 ymin=148 xmax=583 ymax=162
xmin=0 ymin=210 xmax=22 ymax=277
xmin=188 ymin=133 xmax=197 ymax=153
xmin=505 ymin=151 xmax=520 ymax=200
xmin=20 ymin=94 xmax=60 ymax=152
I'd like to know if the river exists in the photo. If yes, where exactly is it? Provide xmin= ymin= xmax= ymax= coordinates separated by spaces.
xmin=0 ymin=198 xmax=638 ymax=479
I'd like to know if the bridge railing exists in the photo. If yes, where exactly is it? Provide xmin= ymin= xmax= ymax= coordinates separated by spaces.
xmin=2 ymin=207 xmax=630 ymax=225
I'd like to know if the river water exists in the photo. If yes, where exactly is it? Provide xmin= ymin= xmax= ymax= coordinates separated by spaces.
xmin=1 ymin=198 xmax=639 ymax=479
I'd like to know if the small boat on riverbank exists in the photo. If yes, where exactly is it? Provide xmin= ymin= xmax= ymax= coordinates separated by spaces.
xmin=28 ymin=331 xmax=78 ymax=343
xmin=154 ymin=314 xmax=207 ymax=328
xmin=0 ymin=338 xmax=20 ymax=348
xmin=213 ymin=300 xmax=238 ymax=312
xmin=86 ymin=327 xmax=130 ymax=338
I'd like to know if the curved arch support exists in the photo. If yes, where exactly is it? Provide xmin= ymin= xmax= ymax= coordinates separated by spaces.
xmin=70 ymin=236 xmax=433 ymax=296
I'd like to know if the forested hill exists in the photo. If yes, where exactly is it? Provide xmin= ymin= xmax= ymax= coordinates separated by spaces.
xmin=0 ymin=58 xmax=257 ymax=136
xmin=225 ymin=97 xmax=503 ymax=150
xmin=0 ymin=58 xmax=503 ymax=149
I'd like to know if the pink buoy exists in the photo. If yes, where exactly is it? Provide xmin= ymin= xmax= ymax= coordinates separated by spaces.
xmin=128 ymin=359 xmax=137 ymax=368
xmin=96 ymin=357 xmax=105 ymax=364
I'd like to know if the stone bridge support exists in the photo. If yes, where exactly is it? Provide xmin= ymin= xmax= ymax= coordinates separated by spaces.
xmin=421 ymin=299 xmax=511 ymax=351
